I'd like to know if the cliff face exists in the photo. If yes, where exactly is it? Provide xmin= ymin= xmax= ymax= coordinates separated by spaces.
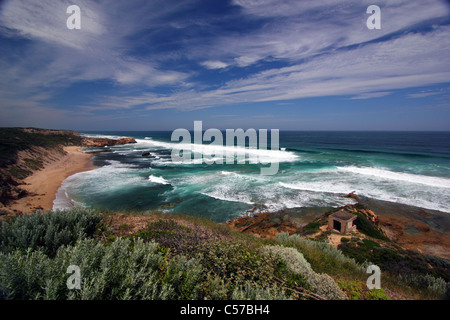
xmin=0 ymin=128 xmax=135 ymax=213
xmin=81 ymin=137 xmax=136 ymax=147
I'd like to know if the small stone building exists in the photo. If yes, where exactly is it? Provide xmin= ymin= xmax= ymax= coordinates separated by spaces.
xmin=328 ymin=210 xmax=357 ymax=234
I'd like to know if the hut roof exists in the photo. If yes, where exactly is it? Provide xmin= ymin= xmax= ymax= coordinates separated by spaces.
xmin=330 ymin=210 xmax=357 ymax=221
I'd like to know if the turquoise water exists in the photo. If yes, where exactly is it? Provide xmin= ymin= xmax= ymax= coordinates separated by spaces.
xmin=53 ymin=131 xmax=450 ymax=222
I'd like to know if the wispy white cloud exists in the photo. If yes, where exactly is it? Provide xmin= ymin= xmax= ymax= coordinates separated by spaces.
xmin=86 ymin=23 xmax=450 ymax=111
xmin=407 ymin=89 xmax=447 ymax=98
xmin=0 ymin=0 xmax=191 ymax=89
xmin=350 ymin=92 xmax=393 ymax=100
xmin=201 ymin=60 xmax=229 ymax=69
xmin=0 ymin=0 xmax=449 ymax=127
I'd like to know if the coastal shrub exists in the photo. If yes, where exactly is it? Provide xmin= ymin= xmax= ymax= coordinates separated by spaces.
xmin=337 ymin=280 xmax=390 ymax=300
xmin=364 ymin=288 xmax=390 ymax=300
xmin=262 ymin=245 xmax=347 ymax=300
xmin=353 ymin=212 xmax=389 ymax=241
xmin=0 ymin=248 xmax=53 ymax=299
xmin=195 ymin=240 xmax=277 ymax=296
xmin=397 ymin=273 xmax=447 ymax=298
xmin=362 ymin=239 xmax=380 ymax=249
xmin=0 ymin=237 xmax=205 ymax=300
xmin=336 ymin=280 xmax=364 ymax=300
xmin=339 ymin=240 xmax=450 ymax=284
xmin=302 ymin=222 xmax=321 ymax=235
xmin=132 ymin=219 xmax=220 ymax=255
xmin=275 ymin=232 xmax=366 ymax=277
xmin=198 ymin=274 xmax=229 ymax=300
xmin=422 ymin=255 xmax=450 ymax=282
xmin=0 ymin=208 xmax=102 ymax=257
xmin=161 ymin=254 xmax=204 ymax=299
xmin=231 ymin=283 xmax=290 ymax=300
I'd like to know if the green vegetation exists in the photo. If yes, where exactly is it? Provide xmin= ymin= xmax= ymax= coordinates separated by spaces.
xmin=274 ymin=232 xmax=367 ymax=279
xmin=262 ymin=245 xmax=347 ymax=300
xmin=338 ymin=237 xmax=449 ymax=299
xmin=0 ymin=127 xmax=82 ymax=169
xmin=337 ymin=280 xmax=390 ymax=300
xmin=338 ymin=238 xmax=449 ymax=281
xmin=352 ymin=211 xmax=390 ymax=241
xmin=0 ymin=238 xmax=202 ymax=300
xmin=0 ymin=209 xmax=102 ymax=257
xmin=0 ymin=208 xmax=448 ymax=300
xmin=22 ymin=158 xmax=44 ymax=171
xmin=302 ymin=222 xmax=321 ymax=235
xmin=0 ymin=128 xmax=84 ymax=207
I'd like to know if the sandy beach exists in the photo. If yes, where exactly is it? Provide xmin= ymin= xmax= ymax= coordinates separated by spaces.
xmin=9 ymin=146 xmax=96 ymax=214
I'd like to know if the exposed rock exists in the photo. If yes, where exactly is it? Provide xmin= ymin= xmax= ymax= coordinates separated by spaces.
xmin=343 ymin=191 xmax=359 ymax=201
xmin=225 ymin=211 xmax=300 ymax=239
xmin=0 ymin=127 xmax=135 ymax=212
xmin=142 ymin=152 xmax=150 ymax=157
xmin=21 ymin=128 xmax=80 ymax=136
xmin=0 ymin=170 xmax=28 ymax=206
xmin=81 ymin=137 xmax=136 ymax=147
xmin=359 ymin=208 xmax=378 ymax=224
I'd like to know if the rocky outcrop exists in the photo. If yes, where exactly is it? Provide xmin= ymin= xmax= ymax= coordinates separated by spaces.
xmin=81 ymin=137 xmax=136 ymax=147
xmin=0 ymin=170 xmax=28 ymax=207
xmin=343 ymin=191 xmax=359 ymax=201
xmin=225 ymin=211 xmax=300 ymax=239
xmin=0 ymin=127 xmax=136 ymax=213
xmin=21 ymin=128 xmax=80 ymax=136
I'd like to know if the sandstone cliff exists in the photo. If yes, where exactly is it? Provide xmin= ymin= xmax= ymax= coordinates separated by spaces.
xmin=0 ymin=127 xmax=136 ymax=214
xmin=81 ymin=137 xmax=136 ymax=147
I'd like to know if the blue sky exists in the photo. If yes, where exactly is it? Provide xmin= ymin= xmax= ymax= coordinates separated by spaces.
xmin=0 ymin=0 xmax=449 ymax=131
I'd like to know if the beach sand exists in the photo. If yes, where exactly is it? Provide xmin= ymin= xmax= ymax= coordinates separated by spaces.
xmin=9 ymin=146 xmax=96 ymax=214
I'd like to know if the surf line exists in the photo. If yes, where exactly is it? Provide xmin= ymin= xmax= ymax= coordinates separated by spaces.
xmin=171 ymin=121 xmax=279 ymax=175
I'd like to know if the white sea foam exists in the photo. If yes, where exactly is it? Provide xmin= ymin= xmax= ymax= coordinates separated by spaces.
xmin=53 ymin=183 xmax=87 ymax=211
xmin=278 ymin=167 xmax=450 ymax=213
xmin=200 ymin=191 xmax=254 ymax=205
xmin=135 ymin=138 xmax=299 ymax=163
xmin=148 ymin=175 xmax=170 ymax=185
xmin=53 ymin=160 xmax=150 ymax=211
xmin=80 ymin=133 xmax=130 ymax=140
xmin=337 ymin=166 xmax=450 ymax=189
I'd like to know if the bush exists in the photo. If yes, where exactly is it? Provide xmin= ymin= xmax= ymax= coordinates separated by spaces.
xmin=232 ymin=283 xmax=290 ymax=300
xmin=302 ymin=222 xmax=321 ymax=235
xmin=262 ymin=245 xmax=347 ymax=300
xmin=0 ymin=209 xmax=102 ymax=257
xmin=275 ymin=232 xmax=366 ymax=277
xmin=337 ymin=280 xmax=390 ymax=300
xmin=337 ymin=280 xmax=364 ymax=300
xmin=0 ymin=237 xmax=205 ymax=300
xmin=364 ymin=288 xmax=390 ymax=300
xmin=353 ymin=212 xmax=389 ymax=241
xmin=194 ymin=240 xmax=278 ymax=297
xmin=0 ymin=239 xmax=165 ymax=300
xmin=131 ymin=219 xmax=220 ymax=256
xmin=198 ymin=274 xmax=229 ymax=300
xmin=339 ymin=240 xmax=450 ymax=283
xmin=161 ymin=254 xmax=204 ymax=299
xmin=397 ymin=273 xmax=447 ymax=299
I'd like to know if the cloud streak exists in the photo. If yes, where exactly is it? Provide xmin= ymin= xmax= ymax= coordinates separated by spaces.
xmin=0 ymin=0 xmax=449 ymax=128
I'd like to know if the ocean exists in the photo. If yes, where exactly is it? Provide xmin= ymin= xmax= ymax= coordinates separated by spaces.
xmin=53 ymin=131 xmax=450 ymax=222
